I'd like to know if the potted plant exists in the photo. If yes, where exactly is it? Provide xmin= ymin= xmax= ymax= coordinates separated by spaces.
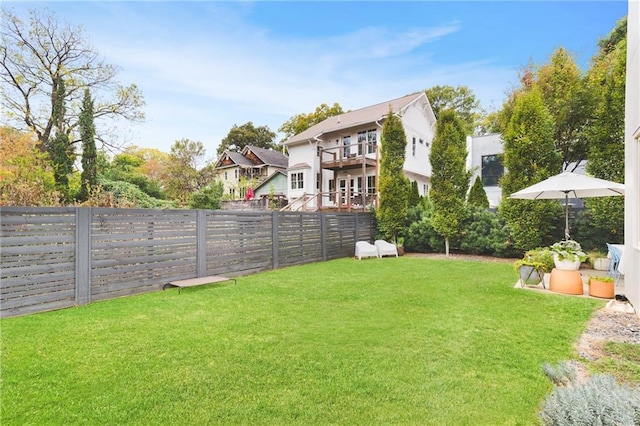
xmin=515 ymin=247 xmax=553 ymax=287
xmin=586 ymin=251 xmax=611 ymax=271
xmin=396 ymin=237 xmax=405 ymax=256
xmin=549 ymin=240 xmax=587 ymax=270
xmin=588 ymin=275 xmax=615 ymax=299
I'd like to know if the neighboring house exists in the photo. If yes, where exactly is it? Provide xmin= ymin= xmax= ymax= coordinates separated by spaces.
xmin=466 ymin=133 xmax=587 ymax=208
xmin=253 ymin=170 xmax=288 ymax=199
xmin=625 ymin=0 xmax=639 ymax=315
xmin=213 ymin=145 xmax=288 ymax=199
xmin=282 ymin=92 xmax=436 ymax=211
xmin=466 ymin=133 xmax=505 ymax=208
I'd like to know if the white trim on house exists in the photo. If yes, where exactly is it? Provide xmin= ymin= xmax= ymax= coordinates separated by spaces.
xmin=283 ymin=93 xmax=436 ymax=210
xmin=625 ymin=0 xmax=639 ymax=316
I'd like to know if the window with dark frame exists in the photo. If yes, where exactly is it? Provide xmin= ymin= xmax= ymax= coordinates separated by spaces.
xmin=412 ymin=137 xmax=416 ymax=156
xmin=481 ymin=154 xmax=504 ymax=187
xmin=367 ymin=175 xmax=376 ymax=195
xmin=367 ymin=130 xmax=377 ymax=154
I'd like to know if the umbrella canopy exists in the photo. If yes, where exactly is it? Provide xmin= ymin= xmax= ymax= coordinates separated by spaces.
xmin=245 ymin=186 xmax=254 ymax=200
xmin=510 ymin=172 xmax=625 ymax=239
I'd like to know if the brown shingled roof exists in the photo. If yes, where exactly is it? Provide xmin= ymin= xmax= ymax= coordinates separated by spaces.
xmin=283 ymin=92 xmax=430 ymax=145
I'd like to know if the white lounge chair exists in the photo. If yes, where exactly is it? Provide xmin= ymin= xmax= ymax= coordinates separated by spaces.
xmin=355 ymin=241 xmax=379 ymax=260
xmin=375 ymin=240 xmax=398 ymax=258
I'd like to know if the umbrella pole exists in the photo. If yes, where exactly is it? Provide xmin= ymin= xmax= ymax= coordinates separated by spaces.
xmin=564 ymin=193 xmax=570 ymax=240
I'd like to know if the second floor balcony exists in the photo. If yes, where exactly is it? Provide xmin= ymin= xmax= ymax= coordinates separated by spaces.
xmin=320 ymin=142 xmax=377 ymax=171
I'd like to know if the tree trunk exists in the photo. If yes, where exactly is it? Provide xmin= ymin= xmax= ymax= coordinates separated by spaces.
xmin=445 ymin=238 xmax=450 ymax=256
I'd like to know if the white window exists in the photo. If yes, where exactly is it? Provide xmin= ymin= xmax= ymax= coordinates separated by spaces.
xmin=224 ymin=171 xmax=228 ymax=180
xmin=291 ymin=172 xmax=304 ymax=190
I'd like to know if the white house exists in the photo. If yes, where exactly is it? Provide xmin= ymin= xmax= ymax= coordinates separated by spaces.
xmin=466 ymin=133 xmax=588 ymax=208
xmin=282 ymin=92 xmax=436 ymax=211
xmin=625 ymin=0 xmax=639 ymax=315
xmin=213 ymin=145 xmax=288 ymax=199
xmin=466 ymin=133 xmax=505 ymax=208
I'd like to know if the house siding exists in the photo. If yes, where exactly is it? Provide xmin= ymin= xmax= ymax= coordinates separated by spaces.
xmin=625 ymin=0 xmax=639 ymax=315
xmin=284 ymin=93 xmax=436 ymax=210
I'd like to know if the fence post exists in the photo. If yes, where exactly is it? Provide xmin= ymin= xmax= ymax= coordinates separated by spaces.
xmin=321 ymin=213 xmax=328 ymax=261
xmin=272 ymin=211 xmax=280 ymax=269
xmin=197 ymin=210 xmax=206 ymax=277
xmin=354 ymin=212 xmax=359 ymax=243
xmin=75 ymin=207 xmax=91 ymax=305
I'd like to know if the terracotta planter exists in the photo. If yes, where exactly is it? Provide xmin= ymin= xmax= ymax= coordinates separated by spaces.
xmin=589 ymin=279 xmax=614 ymax=299
xmin=397 ymin=246 xmax=405 ymax=256
xmin=549 ymin=268 xmax=584 ymax=295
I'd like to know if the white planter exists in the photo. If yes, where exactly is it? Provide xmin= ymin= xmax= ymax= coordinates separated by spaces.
xmin=593 ymin=258 xmax=611 ymax=271
xmin=553 ymin=254 xmax=581 ymax=270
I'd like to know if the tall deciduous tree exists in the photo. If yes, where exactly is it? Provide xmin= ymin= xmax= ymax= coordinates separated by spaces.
xmin=535 ymin=47 xmax=592 ymax=171
xmin=78 ymin=89 xmax=97 ymax=201
xmin=0 ymin=127 xmax=60 ymax=206
xmin=429 ymin=109 xmax=471 ymax=255
xmin=580 ymin=16 xmax=627 ymax=245
xmin=377 ymin=110 xmax=409 ymax=242
xmin=165 ymin=139 xmax=213 ymax=204
xmin=499 ymin=89 xmax=562 ymax=250
xmin=425 ymin=85 xmax=482 ymax=136
xmin=217 ymin=122 xmax=276 ymax=157
xmin=278 ymin=102 xmax=344 ymax=140
xmin=0 ymin=8 xmax=144 ymax=150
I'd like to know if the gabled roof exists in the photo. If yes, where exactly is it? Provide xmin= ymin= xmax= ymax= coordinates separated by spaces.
xmin=242 ymin=145 xmax=288 ymax=168
xmin=283 ymin=92 xmax=433 ymax=146
xmin=214 ymin=150 xmax=254 ymax=169
xmin=254 ymin=170 xmax=287 ymax=192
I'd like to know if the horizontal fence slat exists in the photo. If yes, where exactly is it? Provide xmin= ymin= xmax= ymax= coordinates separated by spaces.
xmin=1 ymin=208 xmax=372 ymax=318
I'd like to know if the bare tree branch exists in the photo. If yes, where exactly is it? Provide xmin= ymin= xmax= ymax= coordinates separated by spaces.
xmin=0 ymin=7 xmax=145 ymax=150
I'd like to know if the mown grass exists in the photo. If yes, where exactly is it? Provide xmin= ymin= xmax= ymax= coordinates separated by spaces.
xmin=588 ymin=341 xmax=640 ymax=385
xmin=1 ymin=257 xmax=604 ymax=425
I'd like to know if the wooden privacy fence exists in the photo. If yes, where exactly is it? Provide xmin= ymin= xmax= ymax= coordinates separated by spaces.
xmin=1 ymin=207 xmax=374 ymax=318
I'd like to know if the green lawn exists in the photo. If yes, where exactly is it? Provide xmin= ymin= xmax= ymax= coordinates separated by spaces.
xmin=1 ymin=257 xmax=604 ymax=425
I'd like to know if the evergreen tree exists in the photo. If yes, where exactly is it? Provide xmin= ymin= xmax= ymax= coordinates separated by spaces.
xmin=429 ymin=109 xmax=471 ymax=255
xmin=467 ymin=176 xmax=490 ymax=208
xmin=48 ymin=77 xmax=74 ymax=201
xmin=377 ymin=110 xmax=409 ymax=242
xmin=499 ymin=88 xmax=562 ymax=250
xmin=408 ymin=180 xmax=421 ymax=208
xmin=78 ymin=89 xmax=97 ymax=201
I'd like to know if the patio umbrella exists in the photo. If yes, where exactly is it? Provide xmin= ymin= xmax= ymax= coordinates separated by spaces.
xmin=509 ymin=172 xmax=625 ymax=239
xmin=245 ymin=186 xmax=254 ymax=200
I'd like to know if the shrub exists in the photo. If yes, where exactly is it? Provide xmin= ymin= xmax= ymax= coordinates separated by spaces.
xmin=459 ymin=206 xmax=509 ymax=256
xmin=540 ymin=361 xmax=640 ymax=425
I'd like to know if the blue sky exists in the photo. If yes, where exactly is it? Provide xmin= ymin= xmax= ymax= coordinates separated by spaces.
xmin=5 ymin=1 xmax=628 ymax=158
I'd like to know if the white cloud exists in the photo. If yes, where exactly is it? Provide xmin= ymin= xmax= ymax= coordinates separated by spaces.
xmin=89 ymin=6 xmax=513 ymax=154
